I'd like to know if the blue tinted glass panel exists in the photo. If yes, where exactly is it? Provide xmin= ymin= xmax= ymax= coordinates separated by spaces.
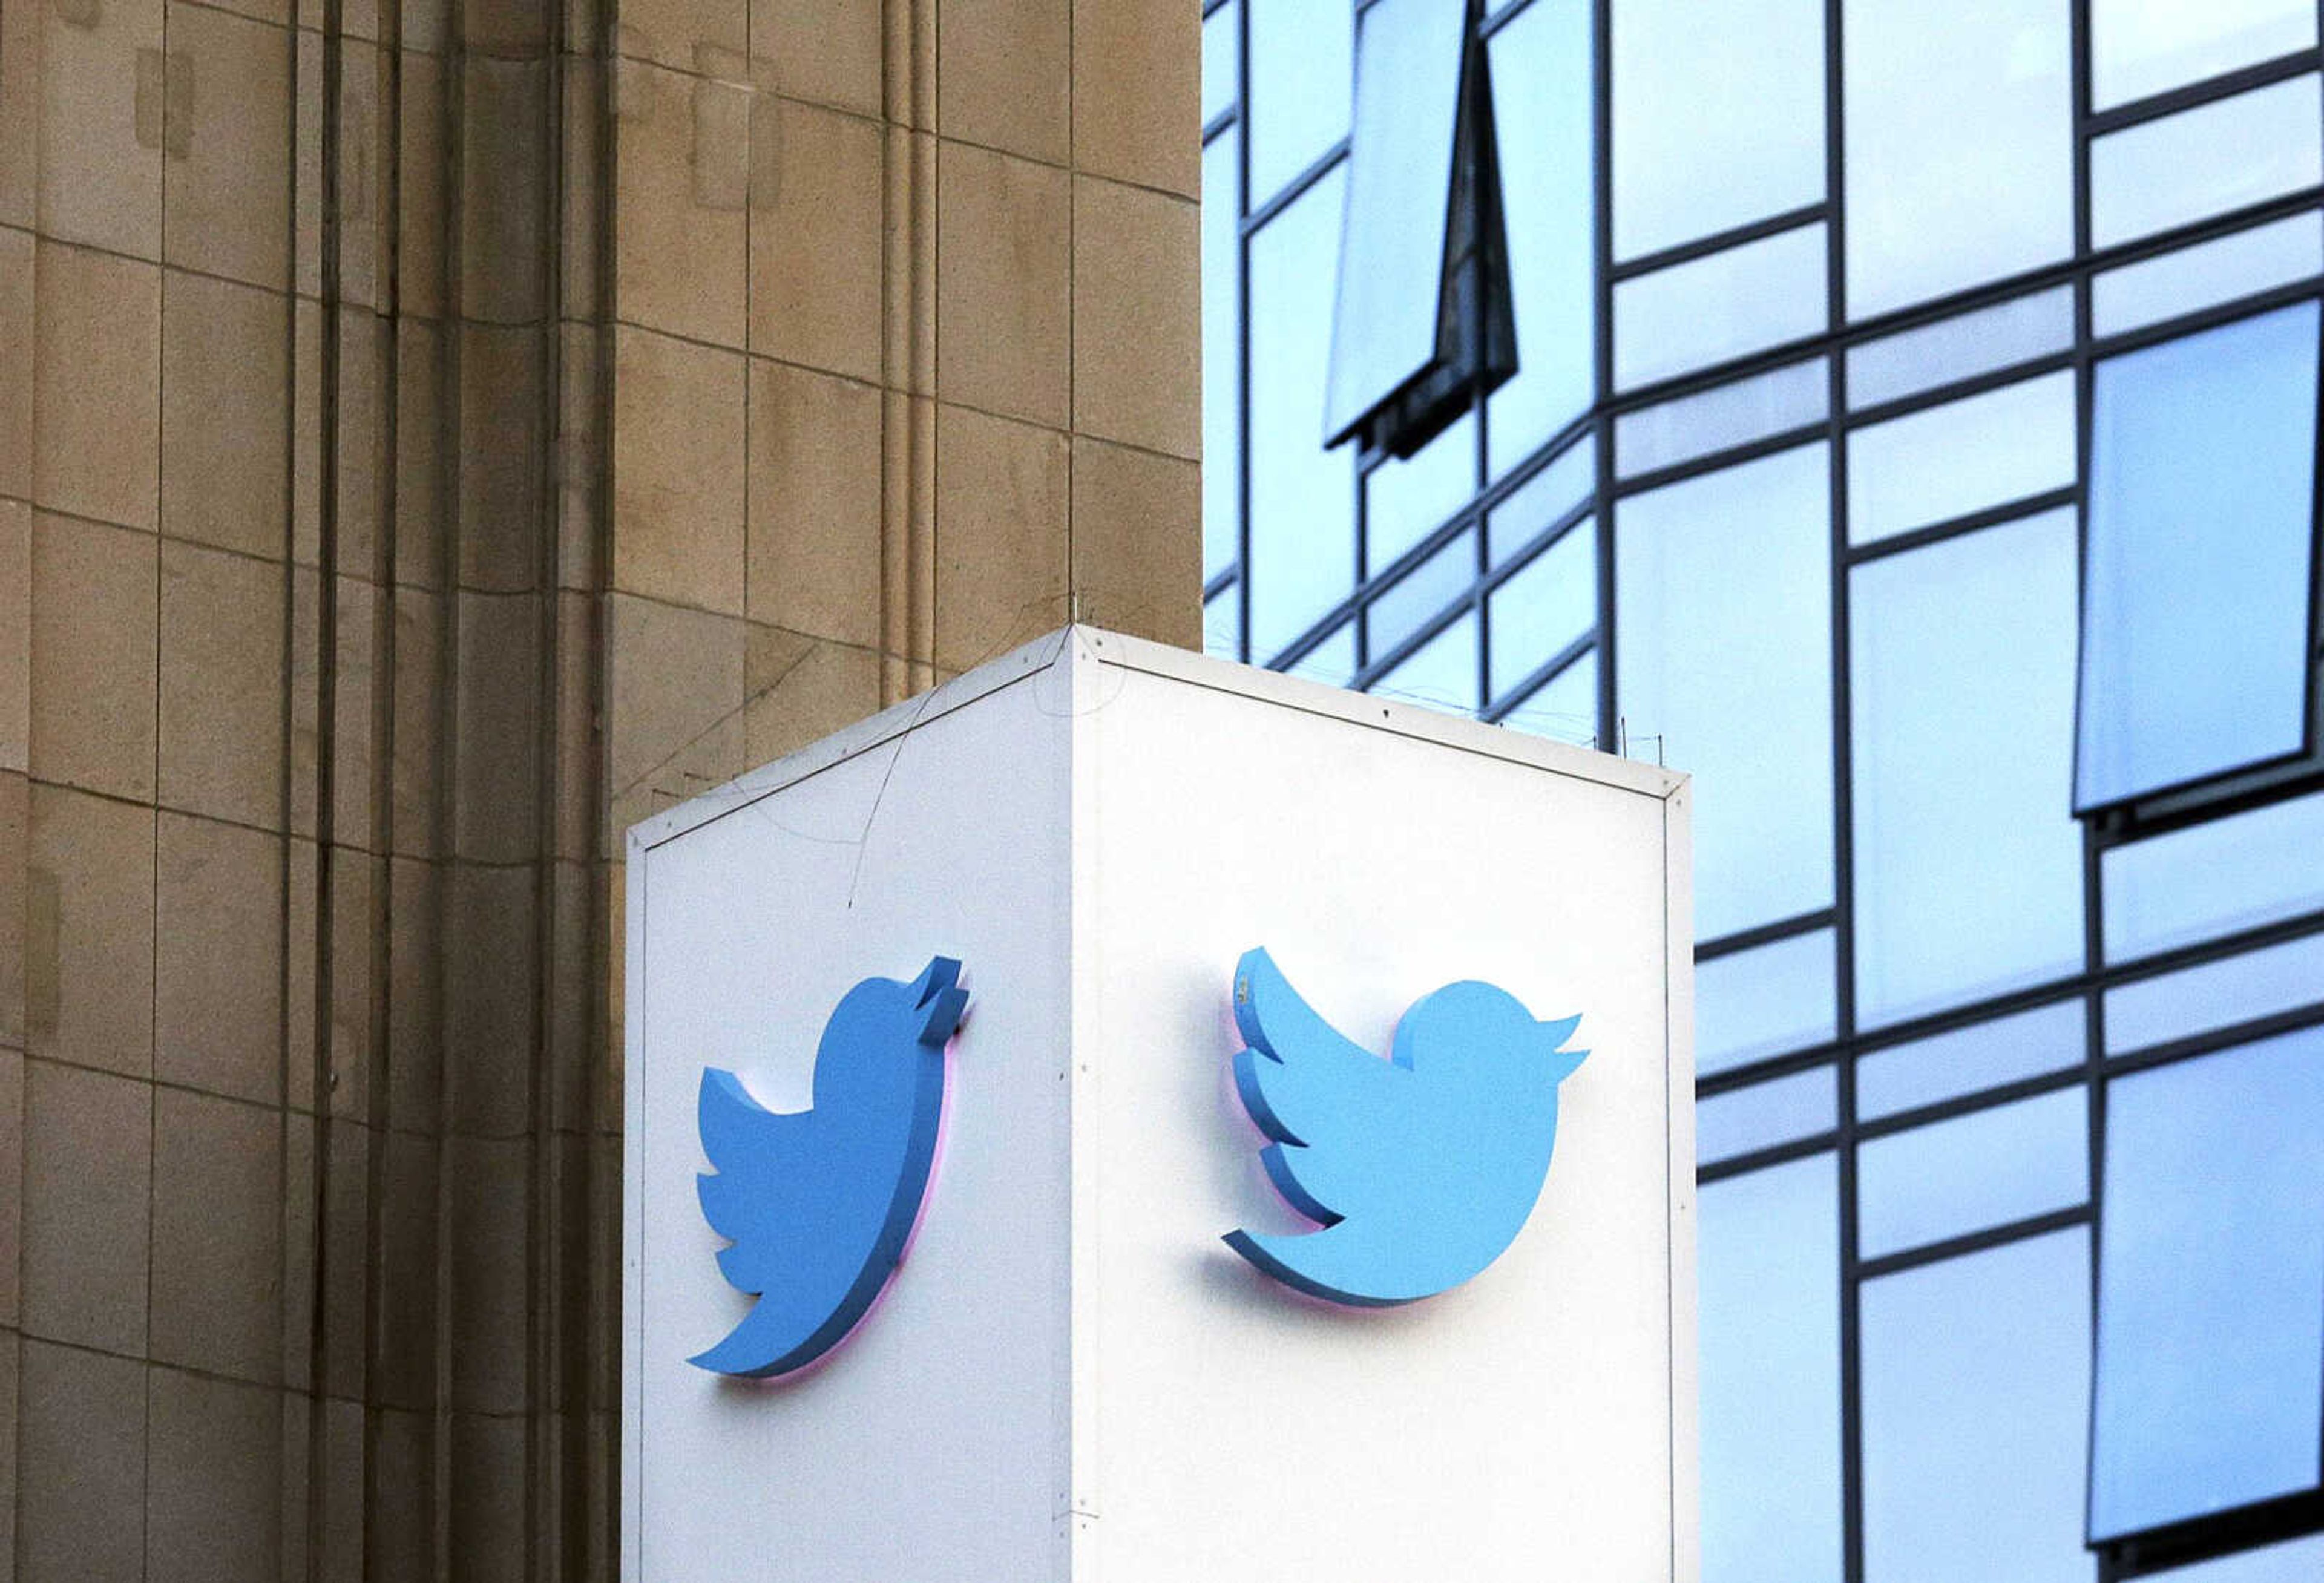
xmin=2093 ymin=0 xmax=2316 ymax=109
xmin=2106 ymin=931 xmax=2324 ymax=1054
xmin=1486 ymin=0 xmax=1595 ymax=476
xmin=1851 ymin=510 xmax=2083 ymax=1027
xmin=1324 ymin=0 xmax=1468 ymax=440
xmin=1204 ymin=582 xmax=1239 ymax=660
xmin=1486 ymin=437 xmax=1592 ymax=567
xmin=2104 ymin=788 xmax=2324 ymax=960
xmin=1246 ymin=0 xmax=1352 ymax=204
xmin=2148 ymin=1536 xmax=2324 ymax=1583
xmin=1610 ymin=0 xmax=1824 ymax=261
xmin=1364 ymin=410 xmax=1477 ymax=574
xmin=1248 ymin=169 xmax=1354 ymax=659
xmin=1697 ymin=929 xmax=1838 ymax=1076
xmin=1699 ymin=1066 xmax=1836 ymax=1167
xmin=2093 ymin=211 xmax=2324 ymax=336
xmin=1373 ymin=608 xmax=1479 ymax=716
xmin=2078 ymin=303 xmax=2319 ymax=810
xmin=1856 ymin=999 xmax=2087 ymax=1120
xmin=1285 ymin=618 xmax=1354 ymax=686
xmin=1846 ymin=371 xmax=2076 ymax=546
xmin=2091 ymin=1028 xmax=2324 ymax=1537
xmin=1699 ymin=1156 xmax=1843 ymax=1583
xmin=1488 ymin=525 xmax=1592 ymax=696
xmin=1366 ymin=526 xmax=1475 ymax=658
xmin=1860 ymin=1230 xmax=2094 ymax=1583
xmin=1618 ymin=444 xmax=1833 ymax=940
xmin=1615 ymin=358 xmax=1828 ymax=478
xmin=2092 ymin=75 xmax=2322 ymax=249
xmin=1203 ymin=129 xmax=1242 ymax=583
xmin=1202 ymin=0 xmax=1238 ymax=126
xmin=1843 ymin=0 xmax=2072 ymax=318
xmin=1613 ymin=222 xmax=1828 ymax=390
xmin=1844 ymin=285 xmax=2076 ymax=409
xmin=1857 ymin=1088 xmax=2087 ymax=1260
xmin=1497 ymin=649 xmax=1597 ymax=746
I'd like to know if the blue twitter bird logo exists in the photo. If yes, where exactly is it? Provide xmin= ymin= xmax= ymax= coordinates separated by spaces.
xmin=689 ymin=957 xmax=970 ymax=1378
xmin=1223 ymin=947 xmax=1588 ymax=1307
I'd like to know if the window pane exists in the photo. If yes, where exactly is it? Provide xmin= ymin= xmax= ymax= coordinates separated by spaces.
xmin=1860 ymin=1230 xmax=2094 ymax=1583
xmin=2104 ymin=788 xmax=2324 ymax=960
xmin=1613 ymin=222 xmax=1828 ymax=390
xmin=1850 ymin=510 xmax=2083 ymax=1027
xmin=1248 ymin=171 xmax=1354 ymax=659
xmin=1246 ymin=0 xmax=1352 ymax=204
xmin=2094 ymin=211 xmax=2324 ymax=337
xmin=1697 ymin=929 xmax=1837 ymax=1076
xmin=1486 ymin=0 xmax=1597 ymax=475
xmin=1204 ymin=582 xmax=1240 ymax=660
xmin=1364 ymin=410 xmax=1477 ymax=574
xmin=2091 ymin=1029 xmax=2324 ymax=1537
xmin=2092 ymin=75 xmax=2323 ymax=249
xmin=1857 ymin=1088 xmax=2087 ymax=1260
xmin=1699 ymin=1066 xmax=1836 ymax=1166
xmin=1487 ymin=523 xmax=1592 ymax=697
xmin=1846 ymin=371 xmax=2076 ymax=546
xmin=1372 ymin=607 xmax=1479 ymax=716
xmin=2146 ymin=1535 xmax=2324 ymax=1583
xmin=2076 ymin=303 xmax=2320 ymax=809
xmin=1203 ymin=129 xmax=1242 ymax=582
xmin=2093 ymin=0 xmax=2317 ymax=110
xmin=1843 ymin=0 xmax=2072 ymax=318
xmin=1324 ymin=0 xmax=1468 ymax=440
xmin=1617 ymin=445 xmax=1834 ymax=940
xmin=1496 ymin=649 xmax=1597 ymax=746
xmin=1615 ymin=358 xmax=1828 ymax=478
xmin=2105 ymin=931 xmax=2324 ymax=1054
xmin=1202 ymin=0 xmax=1238 ymax=126
xmin=1857 ymin=999 xmax=2087 ymax=1120
xmin=1700 ymin=1156 xmax=1843 ymax=1583
xmin=1366 ymin=526 xmax=1475 ymax=657
xmin=1486 ymin=436 xmax=1592 ymax=567
xmin=1286 ymin=618 xmax=1355 ymax=686
xmin=1610 ymin=0 xmax=1824 ymax=261
xmin=1845 ymin=285 xmax=2076 ymax=409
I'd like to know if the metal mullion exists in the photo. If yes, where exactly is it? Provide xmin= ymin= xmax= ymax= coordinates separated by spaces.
xmin=1843 ymin=487 xmax=2081 ymax=569
xmin=1843 ymin=352 xmax=2078 ymax=431
xmin=1482 ymin=629 xmax=1594 ymax=722
xmin=2101 ymin=997 xmax=2324 ymax=1076
xmin=1235 ymin=0 xmax=1253 ymax=661
xmin=1695 ymin=1037 xmax=1850 ymax=1100
xmin=2091 ymin=276 xmax=2324 ymax=361
xmin=1696 ymin=906 xmax=1838 ymax=963
xmin=1855 ymin=1205 xmax=2093 ymax=1284
xmin=1854 ymin=1063 xmax=2093 ymax=1144
xmin=2083 ymin=46 xmax=2324 ymax=139
xmin=1352 ymin=587 xmax=1476 ymax=693
xmin=1610 ymin=420 xmax=1830 ymax=499
xmin=1479 ymin=495 xmax=1593 ymax=593
xmin=1609 ymin=202 xmax=1831 ymax=283
xmin=1203 ymin=108 xmax=1237 ymax=146
xmin=1238 ymin=138 xmax=1351 ymax=238
xmin=1698 ymin=1125 xmax=1846 ymax=1184
xmin=2106 ymin=1491 xmax=2324 ymax=1580
xmin=1591 ymin=0 xmax=1616 ymax=761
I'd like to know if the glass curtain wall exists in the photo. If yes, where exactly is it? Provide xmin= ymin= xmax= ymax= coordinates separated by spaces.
xmin=1205 ymin=2 xmax=2324 ymax=1579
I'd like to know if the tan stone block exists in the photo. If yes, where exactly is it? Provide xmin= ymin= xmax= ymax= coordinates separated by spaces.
xmin=748 ymin=97 xmax=882 ymax=382
xmin=163 ymin=4 xmax=292 ymax=290
xmin=336 ymin=39 xmax=383 ymax=312
xmin=0 ymin=225 xmax=29 ymax=499
xmin=159 ymin=537 xmax=285 ymax=828
xmin=1071 ymin=436 xmax=1201 ymax=647
xmin=743 ymin=626 xmax=880 ymax=765
xmin=38 ymin=0 xmax=165 ymax=258
xmin=939 ymin=0 xmax=1068 ymax=164
xmin=447 ymin=1135 xmax=529 ymax=1413
xmin=605 ymin=592 xmax=743 ymax=836
xmin=753 ymin=0 xmax=881 ymax=116
xmin=0 ymin=500 xmax=26 ymax=774
xmin=455 ymin=320 xmax=547 ymax=593
xmin=612 ymin=0 xmax=743 ymax=74
xmin=1073 ymin=0 xmax=1199 ymax=197
xmin=27 ymin=784 xmax=156 ymax=1077
xmin=394 ymin=316 xmax=445 ymax=591
xmin=22 ymin=1058 xmax=151 ymax=1353
xmin=160 ymin=269 xmax=290 ymax=559
xmin=154 ymin=810 xmax=283 ymax=1105
xmin=291 ymin=295 xmax=320 ymax=565
xmin=0 ymin=0 xmax=38 ymax=228
xmin=18 ymin=1339 xmax=146 ymax=1583
xmin=937 ymin=142 xmax=1069 ymax=427
xmin=397 ymin=52 xmax=445 ymax=321
xmin=30 ymin=511 xmax=157 ymax=799
xmin=147 ymin=1366 xmax=283 ymax=1579
xmin=560 ymin=59 xmax=606 ymax=323
xmin=33 ymin=240 xmax=161 ymax=529
xmin=452 ymin=589 xmax=542 ymax=865
xmin=0 ymin=771 xmax=24 ymax=1048
xmin=746 ymin=358 xmax=881 ymax=644
xmin=287 ymin=563 xmax=320 ymax=836
xmin=150 ymin=1088 xmax=282 ymax=1383
xmin=1072 ymin=176 xmax=1199 ymax=457
xmin=389 ymin=588 xmax=441 ymax=857
xmin=612 ymin=56 xmax=746 ymax=346
xmin=461 ymin=53 xmax=548 ymax=326
xmin=612 ymin=325 xmax=745 ymax=614
xmin=324 ymin=848 xmax=375 ymax=1120
xmin=332 ymin=309 xmax=384 ymax=578
xmin=283 ymin=836 xmax=315 ymax=1110
xmin=448 ymin=1411 xmax=526 ymax=1570
xmin=0 ymin=1048 xmax=20 ymax=1325
xmin=384 ymin=857 xmax=441 ymax=1123
xmin=443 ymin=862 xmax=534 ymax=1136
xmin=327 ymin=574 xmax=378 ymax=846
xmin=931 ymin=403 xmax=1068 ymax=671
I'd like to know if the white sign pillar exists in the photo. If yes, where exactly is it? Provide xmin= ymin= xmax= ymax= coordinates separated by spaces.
xmin=625 ymin=627 xmax=1695 ymax=1583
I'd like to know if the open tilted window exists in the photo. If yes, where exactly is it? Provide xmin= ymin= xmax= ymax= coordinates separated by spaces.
xmin=1324 ymin=0 xmax=1517 ymax=460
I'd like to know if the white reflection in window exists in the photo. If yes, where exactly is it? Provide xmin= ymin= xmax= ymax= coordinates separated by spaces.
xmin=2091 ymin=74 xmax=2322 ymax=250
xmin=1845 ymin=370 xmax=2076 ymax=546
xmin=2092 ymin=0 xmax=2316 ymax=110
